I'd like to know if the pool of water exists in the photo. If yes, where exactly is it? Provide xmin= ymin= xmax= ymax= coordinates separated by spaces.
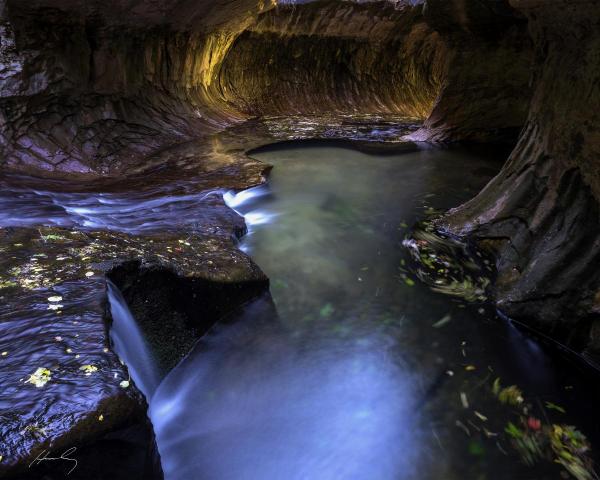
xmin=148 ymin=142 xmax=600 ymax=480
xmin=1 ymin=140 xmax=598 ymax=479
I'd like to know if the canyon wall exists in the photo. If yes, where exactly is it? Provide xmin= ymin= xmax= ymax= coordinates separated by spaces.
xmin=440 ymin=0 xmax=600 ymax=361
xmin=0 ymin=0 xmax=531 ymax=174
xmin=1 ymin=0 xmax=598 ymax=355
xmin=0 ymin=0 xmax=443 ymax=174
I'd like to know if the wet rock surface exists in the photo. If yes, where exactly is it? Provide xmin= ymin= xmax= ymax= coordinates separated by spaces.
xmin=0 ymin=140 xmax=274 ymax=477
xmin=0 ymin=227 xmax=151 ymax=478
xmin=0 ymin=224 xmax=269 ymax=477
xmin=407 ymin=0 xmax=533 ymax=143
xmin=0 ymin=0 xmax=445 ymax=174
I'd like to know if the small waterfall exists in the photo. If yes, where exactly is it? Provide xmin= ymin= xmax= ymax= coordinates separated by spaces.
xmin=107 ymin=280 xmax=160 ymax=399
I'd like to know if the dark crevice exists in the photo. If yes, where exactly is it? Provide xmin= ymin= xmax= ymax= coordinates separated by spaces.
xmin=107 ymin=260 xmax=270 ymax=374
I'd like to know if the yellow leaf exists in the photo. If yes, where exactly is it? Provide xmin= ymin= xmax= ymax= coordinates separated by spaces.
xmin=79 ymin=365 xmax=98 ymax=375
xmin=25 ymin=368 xmax=51 ymax=387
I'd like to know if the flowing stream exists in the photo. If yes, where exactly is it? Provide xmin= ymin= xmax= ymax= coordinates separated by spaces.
xmin=146 ymin=142 xmax=600 ymax=480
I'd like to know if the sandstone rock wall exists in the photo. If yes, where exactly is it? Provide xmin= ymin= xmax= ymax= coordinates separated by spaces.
xmin=0 ymin=0 xmax=531 ymax=174
xmin=441 ymin=0 xmax=600 ymax=358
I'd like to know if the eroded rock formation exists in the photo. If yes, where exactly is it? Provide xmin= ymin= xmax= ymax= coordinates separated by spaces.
xmin=439 ymin=0 xmax=600 ymax=362
xmin=1 ymin=0 xmax=599 ymax=476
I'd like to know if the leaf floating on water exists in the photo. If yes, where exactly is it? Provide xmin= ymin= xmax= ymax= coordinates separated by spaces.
xmin=404 ymin=278 xmax=415 ymax=287
xmin=120 ymin=380 xmax=130 ymax=388
xmin=505 ymin=422 xmax=523 ymax=439
xmin=474 ymin=411 xmax=488 ymax=422
xmin=85 ymin=271 xmax=94 ymax=278
xmin=80 ymin=364 xmax=98 ymax=376
xmin=492 ymin=377 xmax=502 ymax=396
xmin=460 ymin=392 xmax=469 ymax=409
xmin=25 ymin=368 xmax=51 ymax=388
xmin=527 ymin=417 xmax=542 ymax=431
xmin=98 ymin=414 xmax=104 ymax=422
xmin=488 ymin=378 xmax=596 ymax=479
xmin=47 ymin=296 xmax=62 ymax=302
xmin=432 ymin=314 xmax=451 ymax=328
xmin=456 ymin=420 xmax=471 ymax=436
xmin=465 ymin=365 xmax=476 ymax=371
xmin=272 ymin=279 xmax=288 ymax=290
xmin=546 ymin=401 xmax=566 ymax=414
xmin=320 ymin=303 xmax=335 ymax=318
xmin=498 ymin=385 xmax=524 ymax=406
xmin=550 ymin=425 xmax=595 ymax=480
xmin=468 ymin=440 xmax=485 ymax=456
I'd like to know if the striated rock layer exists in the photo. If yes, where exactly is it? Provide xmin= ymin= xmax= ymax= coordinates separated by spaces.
xmin=1 ymin=0 xmax=529 ymax=174
xmin=438 ymin=0 xmax=600 ymax=362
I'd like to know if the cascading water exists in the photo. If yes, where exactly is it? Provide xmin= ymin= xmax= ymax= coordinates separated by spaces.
xmin=0 ymin=175 xmax=227 ymax=234
xmin=107 ymin=280 xmax=160 ymax=399
xmin=1 ymin=142 xmax=598 ymax=480
xmin=145 ymin=142 xmax=600 ymax=480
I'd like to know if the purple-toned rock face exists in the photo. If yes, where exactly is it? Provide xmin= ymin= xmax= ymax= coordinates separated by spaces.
xmin=0 ymin=0 xmax=536 ymax=175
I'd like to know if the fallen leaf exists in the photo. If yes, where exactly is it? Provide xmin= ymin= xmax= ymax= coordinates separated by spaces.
xmin=80 ymin=364 xmax=98 ymax=375
xmin=545 ymin=402 xmax=566 ymax=414
xmin=492 ymin=377 xmax=502 ymax=395
xmin=320 ymin=303 xmax=335 ymax=318
xmin=527 ymin=417 xmax=542 ymax=431
xmin=25 ymin=368 xmax=51 ymax=388
xmin=432 ymin=314 xmax=451 ymax=328
xmin=474 ymin=411 xmax=488 ymax=422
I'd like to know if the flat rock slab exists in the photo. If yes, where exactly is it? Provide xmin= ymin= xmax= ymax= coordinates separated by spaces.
xmin=0 ymin=224 xmax=267 ymax=477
